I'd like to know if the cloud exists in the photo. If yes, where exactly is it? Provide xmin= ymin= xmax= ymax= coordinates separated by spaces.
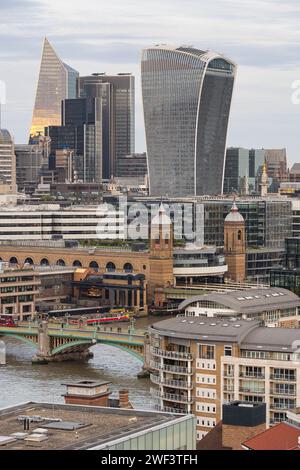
xmin=0 ymin=0 xmax=300 ymax=163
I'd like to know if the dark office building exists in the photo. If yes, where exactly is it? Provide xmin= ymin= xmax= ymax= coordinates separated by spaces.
xmin=116 ymin=153 xmax=147 ymax=179
xmin=270 ymin=238 xmax=300 ymax=295
xmin=78 ymin=74 xmax=135 ymax=179
xmin=46 ymin=96 xmax=102 ymax=182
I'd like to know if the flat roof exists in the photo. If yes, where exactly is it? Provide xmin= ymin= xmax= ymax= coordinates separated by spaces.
xmin=178 ymin=287 xmax=300 ymax=314
xmin=0 ymin=402 xmax=188 ymax=450
xmin=150 ymin=316 xmax=300 ymax=351
xmin=150 ymin=317 xmax=260 ymax=344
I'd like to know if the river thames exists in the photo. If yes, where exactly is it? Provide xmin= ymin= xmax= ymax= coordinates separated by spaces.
xmin=0 ymin=316 xmax=169 ymax=410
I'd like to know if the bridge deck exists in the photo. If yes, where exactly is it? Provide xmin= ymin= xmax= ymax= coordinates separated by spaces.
xmin=0 ymin=324 xmax=146 ymax=347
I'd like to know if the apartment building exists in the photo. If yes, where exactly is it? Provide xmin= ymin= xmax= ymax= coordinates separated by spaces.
xmin=149 ymin=316 xmax=300 ymax=441
xmin=0 ymin=263 xmax=40 ymax=319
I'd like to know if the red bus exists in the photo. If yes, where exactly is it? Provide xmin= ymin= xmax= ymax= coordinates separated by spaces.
xmin=0 ymin=315 xmax=17 ymax=327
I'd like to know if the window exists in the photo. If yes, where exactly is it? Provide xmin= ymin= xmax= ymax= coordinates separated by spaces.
xmin=198 ymin=343 xmax=215 ymax=359
xmin=224 ymin=345 xmax=232 ymax=356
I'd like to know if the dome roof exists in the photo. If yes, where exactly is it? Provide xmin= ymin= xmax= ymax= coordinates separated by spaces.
xmin=225 ymin=200 xmax=244 ymax=223
xmin=0 ymin=129 xmax=13 ymax=144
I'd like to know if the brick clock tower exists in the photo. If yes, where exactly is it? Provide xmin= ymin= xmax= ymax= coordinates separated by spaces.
xmin=149 ymin=204 xmax=174 ymax=305
xmin=224 ymin=199 xmax=246 ymax=282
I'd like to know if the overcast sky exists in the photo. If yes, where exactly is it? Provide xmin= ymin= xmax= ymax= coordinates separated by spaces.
xmin=1 ymin=0 xmax=300 ymax=164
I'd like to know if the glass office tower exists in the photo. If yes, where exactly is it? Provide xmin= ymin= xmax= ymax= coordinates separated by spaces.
xmin=78 ymin=74 xmax=135 ymax=179
xmin=141 ymin=45 xmax=236 ymax=197
xmin=30 ymin=38 xmax=79 ymax=140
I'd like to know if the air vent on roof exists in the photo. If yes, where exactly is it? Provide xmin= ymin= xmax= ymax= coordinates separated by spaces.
xmin=237 ymin=297 xmax=245 ymax=301
xmin=181 ymin=320 xmax=187 ymax=323
xmin=210 ymin=323 xmax=217 ymax=326
xmin=257 ymin=346 xmax=263 ymax=349
xmin=234 ymin=324 xmax=241 ymax=328
xmin=254 ymin=295 xmax=260 ymax=299
xmin=222 ymin=323 xmax=229 ymax=327
xmin=189 ymin=321 xmax=194 ymax=324
xmin=199 ymin=322 xmax=205 ymax=325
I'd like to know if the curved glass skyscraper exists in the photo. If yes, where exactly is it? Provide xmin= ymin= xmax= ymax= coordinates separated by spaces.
xmin=141 ymin=45 xmax=236 ymax=197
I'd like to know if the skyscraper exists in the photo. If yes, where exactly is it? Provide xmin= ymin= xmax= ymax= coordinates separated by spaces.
xmin=29 ymin=37 xmax=79 ymax=140
xmin=78 ymin=73 xmax=135 ymax=179
xmin=141 ymin=45 xmax=236 ymax=197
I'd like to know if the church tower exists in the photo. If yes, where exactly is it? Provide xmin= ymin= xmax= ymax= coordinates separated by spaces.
xmin=260 ymin=163 xmax=269 ymax=197
xmin=224 ymin=199 xmax=246 ymax=282
xmin=149 ymin=204 xmax=174 ymax=305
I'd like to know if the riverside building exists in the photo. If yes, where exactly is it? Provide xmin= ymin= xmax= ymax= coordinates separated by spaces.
xmin=149 ymin=316 xmax=300 ymax=441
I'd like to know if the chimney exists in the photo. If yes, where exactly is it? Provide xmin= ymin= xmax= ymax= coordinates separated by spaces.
xmin=118 ymin=389 xmax=132 ymax=409
xmin=62 ymin=380 xmax=111 ymax=407
xmin=222 ymin=401 xmax=266 ymax=450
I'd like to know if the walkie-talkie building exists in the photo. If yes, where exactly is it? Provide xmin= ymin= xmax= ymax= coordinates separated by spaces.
xmin=141 ymin=45 xmax=236 ymax=197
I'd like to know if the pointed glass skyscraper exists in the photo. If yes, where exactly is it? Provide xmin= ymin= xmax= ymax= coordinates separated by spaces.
xmin=29 ymin=38 xmax=79 ymax=139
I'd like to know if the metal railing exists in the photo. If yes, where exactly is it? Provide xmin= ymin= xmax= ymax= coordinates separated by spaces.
xmin=239 ymin=372 xmax=265 ymax=379
xmin=151 ymin=390 xmax=193 ymax=404
xmin=270 ymin=374 xmax=296 ymax=382
xmin=150 ymin=361 xmax=193 ymax=375
xmin=149 ymin=374 xmax=192 ymax=389
xmin=150 ymin=346 xmax=193 ymax=361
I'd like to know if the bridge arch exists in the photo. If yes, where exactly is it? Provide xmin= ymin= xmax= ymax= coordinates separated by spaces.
xmin=0 ymin=333 xmax=38 ymax=349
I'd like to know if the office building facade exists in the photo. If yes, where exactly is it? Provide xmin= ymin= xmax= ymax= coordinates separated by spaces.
xmin=0 ymin=129 xmax=17 ymax=192
xmin=141 ymin=45 xmax=236 ymax=197
xmin=78 ymin=73 xmax=135 ymax=179
xmin=30 ymin=38 xmax=79 ymax=139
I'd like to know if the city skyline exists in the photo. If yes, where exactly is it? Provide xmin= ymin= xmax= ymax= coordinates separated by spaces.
xmin=0 ymin=0 xmax=300 ymax=164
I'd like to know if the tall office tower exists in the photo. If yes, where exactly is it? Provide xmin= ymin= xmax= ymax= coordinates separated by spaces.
xmin=46 ymin=96 xmax=102 ymax=182
xmin=264 ymin=148 xmax=288 ymax=192
xmin=224 ymin=147 xmax=265 ymax=195
xmin=141 ymin=45 xmax=236 ymax=197
xmin=78 ymin=73 xmax=135 ymax=179
xmin=0 ymin=129 xmax=17 ymax=192
xmin=29 ymin=37 xmax=79 ymax=140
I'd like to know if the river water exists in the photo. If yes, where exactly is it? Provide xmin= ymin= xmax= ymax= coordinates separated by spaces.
xmin=0 ymin=316 xmax=169 ymax=410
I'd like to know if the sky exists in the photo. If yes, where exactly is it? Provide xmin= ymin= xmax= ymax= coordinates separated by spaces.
xmin=1 ymin=0 xmax=300 ymax=165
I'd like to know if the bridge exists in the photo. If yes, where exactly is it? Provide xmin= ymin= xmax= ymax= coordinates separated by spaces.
xmin=0 ymin=322 xmax=150 ymax=372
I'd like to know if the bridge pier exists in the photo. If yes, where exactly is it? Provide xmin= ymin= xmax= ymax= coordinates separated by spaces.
xmin=137 ymin=333 xmax=151 ymax=378
xmin=32 ymin=321 xmax=95 ymax=364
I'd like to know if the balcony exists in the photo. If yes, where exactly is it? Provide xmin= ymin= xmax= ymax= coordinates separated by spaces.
xmin=270 ymin=374 xmax=296 ymax=382
xmin=239 ymin=372 xmax=265 ymax=380
xmin=239 ymin=387 xmax=265 ymax=395
xmin=150 ymin=374 xmax=193 ymax=389
xmin=154 ymin=404 xmax=188 ymax=414
xmin=150 ymin=360 xmax=193 ymax=375
xmin=151 ymin=388 xmax=193 ymax=404
xmin=223 ymin=385 xmax=235 ymax=392
xmin=270 ymin=389 xmax=296 ymax=397
xmin=150 ymin=346 xmax=193 ymax=361
xmin=270 ymin=403 xmax=296 ymax=410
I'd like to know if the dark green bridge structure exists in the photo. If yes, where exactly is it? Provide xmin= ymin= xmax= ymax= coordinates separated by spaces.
xmin=0 ymin=322 xmax=150 ymax=368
